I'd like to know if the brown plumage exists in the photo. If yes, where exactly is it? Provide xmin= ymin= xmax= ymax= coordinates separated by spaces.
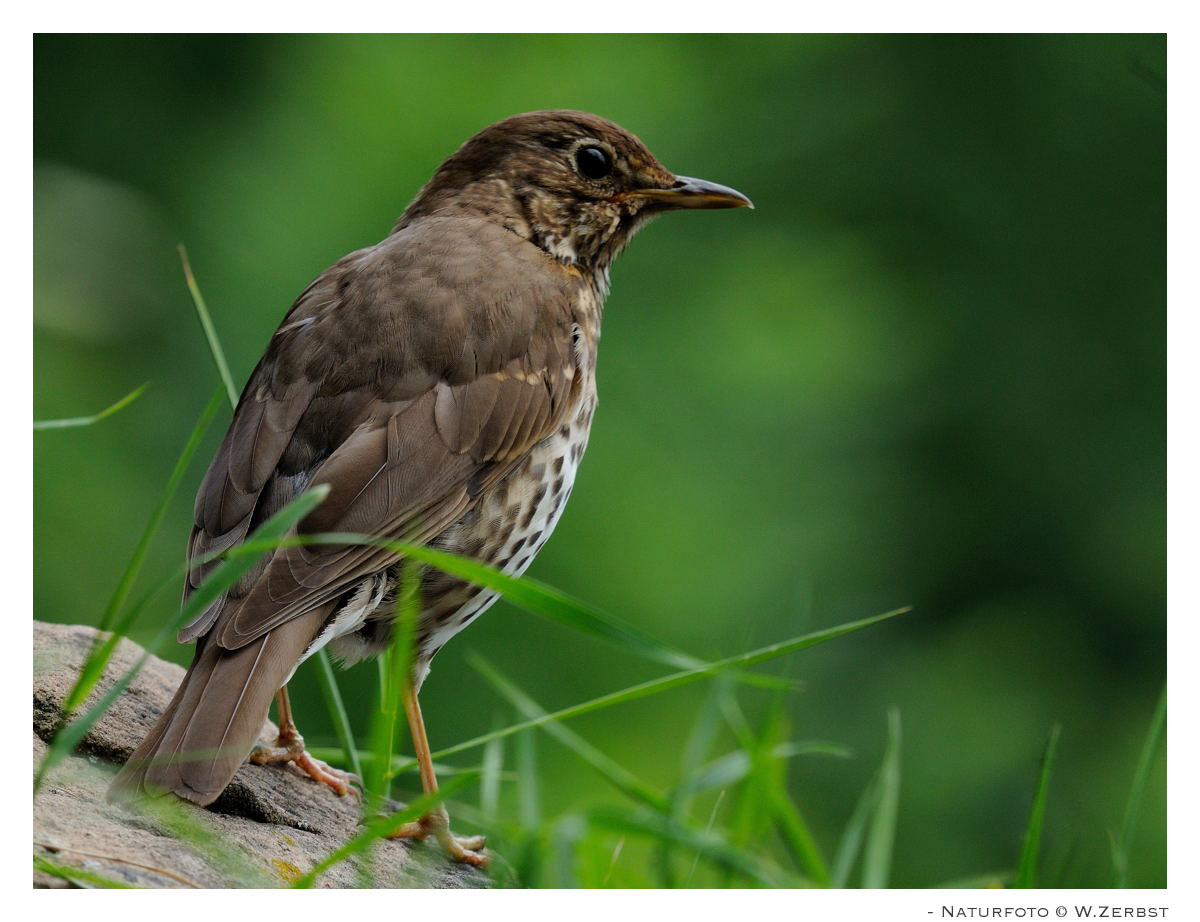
xmin=109 ymin=110 xmax=750 ymax=864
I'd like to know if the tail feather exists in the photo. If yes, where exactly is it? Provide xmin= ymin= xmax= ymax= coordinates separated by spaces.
xmin=108 ymin=605 xmax=330 ymax=806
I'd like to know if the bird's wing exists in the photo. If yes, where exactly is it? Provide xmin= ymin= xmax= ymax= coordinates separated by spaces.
xmin=178 ymin=217 xmax=585 ymax=649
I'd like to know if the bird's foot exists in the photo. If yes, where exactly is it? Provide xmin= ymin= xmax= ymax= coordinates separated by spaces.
xmin=250 ymin=729 xmax=362 ymax=800
xmin=386 ymin=804 xmax=488 ymax=866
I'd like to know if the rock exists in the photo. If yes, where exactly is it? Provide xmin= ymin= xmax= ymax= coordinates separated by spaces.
xmin=32 ymin=621 xmax=490 ymax=889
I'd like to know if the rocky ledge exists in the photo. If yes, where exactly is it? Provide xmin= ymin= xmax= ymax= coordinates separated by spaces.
xmin=32 ymin=620 xmax=489 ymax=889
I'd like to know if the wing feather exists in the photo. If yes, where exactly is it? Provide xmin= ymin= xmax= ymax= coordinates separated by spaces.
xmin=181 ymin=216 xmax=586 ymax=651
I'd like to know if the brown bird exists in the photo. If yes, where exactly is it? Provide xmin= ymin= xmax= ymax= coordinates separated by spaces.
xmin=109 ymin=110 xmax=751 ymax=865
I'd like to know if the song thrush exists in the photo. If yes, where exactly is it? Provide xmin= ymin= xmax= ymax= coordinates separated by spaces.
xmin=109 ymin=110 xmax=751 ymax=866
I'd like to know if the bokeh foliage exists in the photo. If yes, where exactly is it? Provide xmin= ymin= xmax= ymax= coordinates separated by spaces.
xmin=33 ymin=34 xmax=1165 ymax=886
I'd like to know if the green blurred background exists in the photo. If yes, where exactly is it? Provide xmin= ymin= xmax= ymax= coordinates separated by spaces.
xmin=33 ymin=35 xmax=1165 ymax=886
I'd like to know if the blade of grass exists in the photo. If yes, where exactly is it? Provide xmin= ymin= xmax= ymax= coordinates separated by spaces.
xmin=178 ymin=243 xmax=237 ymax=407
xmin=33 ymin=381 xmax=149 ymax=430
xmin=514 ymin=725 xmax=546 ymax=886
xmin=34 ymin=843 xmax=201 ymax=888
xmin=291 ymin=772 xmax=478 ymax=888
xmin=412 ymin=607 xmax=907 ymax=769
xmin=62 ymin=387 xmax=225 ymax=714
xmin=150 ymin=521 xmax=901 ymax=790
xmin=246 ymin=532 xmax=905 ymax=770
xmin=758 ymin=708 xmax=832 ymax=887
xmin=308 ymin=749 xmax=487 ymax=779
xmin=678 ymin=676 xmax=731 ymax=789
xmin=770 ymin=782 xmax=829 ymax=886
xmin=684 ymin=789 xmax=727 ymax=886
xmin=552 ymin=814 xmax=587 ymax=888
xmin=480 ymin=713 xmax=506 ymax=820
xmin=685 ymin=742 xmax=852 ymax=795
xmin=932 ymin=871 xmax=1009 ymax=888
xmin=34 ymin=485 xmax=330 ymax=794
xmin=1051 ymin=837 xmax=1084 ymax=890
xmin=862 ymin=707 xmax=901 ymax=889
xmin=587 ymin=806 xmax=809 ymax=888
xmin=831 ymin=772 xmax=879 ymax=888
xmin=600 ymin=836 xmax=625 ymax=887
xmin=713 ymin=688 xmax=770 ymax=887
xmin=517 ymin=727 xmax=541 ymax=831
xmin=33 ymin=854 xmax=135 ymax=888
xmin=280 ymin=531 xmax=713 ymax=674
xmin=384 ymin=540 xmax=699 ymax=671
xmin=663 ymin=675 xmax=732 ymax=886
xmin=365 ymin=558 xmax=419 ymax=807
xmin=1112 ymin=683 xmax=1166 ymax=887
xmin=740 ymin=693 xmax=831 ymax=885
xmin=254 ymin=530 xmax=906 ymax=686
xmin=470 ymin=654 xmax=671 ymax=812
xmin=1013 ymin=722 xmax=1061 ymax=889
xmin=312 ymin=649 xmax=363 ymax=780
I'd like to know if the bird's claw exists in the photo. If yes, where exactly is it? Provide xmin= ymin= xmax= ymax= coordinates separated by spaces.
xmin=250 ymin=737 xmax=362 ymax=800
xmin=386 ymin=804 xmax=488 ymax=866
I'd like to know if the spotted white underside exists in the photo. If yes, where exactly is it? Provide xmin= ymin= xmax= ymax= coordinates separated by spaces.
xmin=422 ymin=408 xmax=589 ymax=653
xmin=292 ymin=386 xmax=595 ymax=687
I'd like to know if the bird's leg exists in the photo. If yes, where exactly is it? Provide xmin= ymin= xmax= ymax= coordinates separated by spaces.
xmin=385 ymin=684 xmax=487 ymax=866
xmin=250 ymin=685 xmax=361 ymax=799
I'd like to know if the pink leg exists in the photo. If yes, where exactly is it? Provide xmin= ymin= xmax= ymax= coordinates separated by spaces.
xmin=385 ymin=685 xmax=487 ymax=866
xmin=250 ymin=686 xmax=361 ymax=799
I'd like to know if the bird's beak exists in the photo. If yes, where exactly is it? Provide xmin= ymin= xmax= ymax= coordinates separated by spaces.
xmin=632 ymin=175 xmax=754 ymax=210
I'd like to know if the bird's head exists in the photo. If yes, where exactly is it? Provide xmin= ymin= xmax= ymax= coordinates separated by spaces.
xmin=398 ymin=110 xmax=752 ymax=280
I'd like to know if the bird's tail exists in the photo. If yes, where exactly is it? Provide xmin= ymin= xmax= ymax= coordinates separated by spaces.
xmin=108 ymin=605 xmax=330 ymax=806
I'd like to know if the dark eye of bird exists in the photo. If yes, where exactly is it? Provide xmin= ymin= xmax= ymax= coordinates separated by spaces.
xmin=575 ymin=146 xmax=613 ymax=180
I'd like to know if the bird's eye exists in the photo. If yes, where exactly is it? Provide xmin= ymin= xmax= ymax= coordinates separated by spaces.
xmin=575 ymin=146 xmax=613 ymax=180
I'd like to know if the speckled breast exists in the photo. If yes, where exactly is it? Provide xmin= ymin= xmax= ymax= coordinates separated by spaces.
xmin=415 ymin=385 xmax=597 ymax=658
xmin=321 ymin=380 xmax=598 ymax=680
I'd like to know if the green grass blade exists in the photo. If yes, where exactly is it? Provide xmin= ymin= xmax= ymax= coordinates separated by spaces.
xmin=1112 ymin=683 xmax=1166 ymax=887
xmin=178 ymin=243 xmax=238 ymax=407
xmin=862 ymin=707 xmax=902 ymax=889
xmin=513 ymin=726 xmax=546 ymax=885
xmin=62 ymin=387 xmax=225 ymax=714
xmin=33 ymin=854 xmax=136 ymax=888
xmin=517 ymin=727 xmax=541 ymax=831
xmin=292 ymin=772 xmax=478 ymax=888
xmin=713 ymin=690 xmax=769 ymax=887
xmin=480 ymin=713 xmax=506 ymax=820
xmin=688 ymin=742 xmax=851 ymax=795
xmin=257 ymin=530 xmax=906 ymax=683
xmin=587 ymin=806 xmax=809 ymax=888
xmin=662 ymin=678 xmax=729 ymax=886
xmin=312 ymin=648 xmax=363 ymax=780
xmin=932 ymin=871 xmax=1009 ymax=888
xmin=745 ymin=695 xmax=831 ymax=885
xmin=470 ymin=654 xmax=671 ymax=813
xmin=307 ymin=749 xmax=486 ymax=779
xmin=684 ymin=790 xmax=727 ymax=886
xmin=770 ymin=782 xmax=828 ymax=885
xmin=552 ymin=813 xmax=587 ymax=888
xmin=1013 ymin=722 xmax=1061 ymax=889
xmin=831 ymin=772 xmax=878 ymax=888
xmin=364 ymin=559 xmax=419 ymax=807
xmin=419 ymin=607 xmax=906 ymax=768
xmin=678 ymin=677 xmax=730 ymax=786
xmin=33 ymin=381 xmax=149 ymax=430
xmin=383 ymin=540 xmax=700 ymax=671
xmin=34 ymin=485 xmax=330 ymax=795
xmin=59 ymin=570 xmax=184 ymax=731
xmin=764 ymin=729 xmax=832 ymax=887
